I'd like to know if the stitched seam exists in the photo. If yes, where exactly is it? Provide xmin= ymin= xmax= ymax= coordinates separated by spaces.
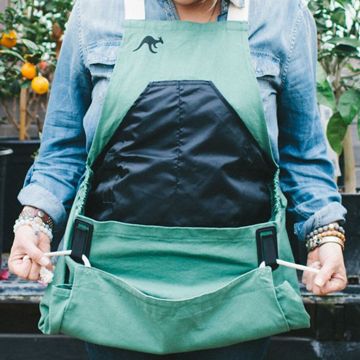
xmin=280 ymin=1 xmax=303 ymax=89
xmin=75 ymin=0 xmax=87 ymax=70
xmin=86 ymin=40 xmax=122 ymax=51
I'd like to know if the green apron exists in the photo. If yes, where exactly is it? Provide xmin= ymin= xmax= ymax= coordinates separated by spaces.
xmin=38 ymin=0 xmax=310 ymax=354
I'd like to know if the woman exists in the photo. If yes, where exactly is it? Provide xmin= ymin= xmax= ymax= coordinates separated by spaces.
xmin=9 ymin=0 xmax=347 ymax=359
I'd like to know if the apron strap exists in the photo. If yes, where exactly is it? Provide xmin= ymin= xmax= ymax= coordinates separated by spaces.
xmin=227 ymin=0 xmax=249 ymax=22
xmin=124 ymin=0 xmax=145 ymax=20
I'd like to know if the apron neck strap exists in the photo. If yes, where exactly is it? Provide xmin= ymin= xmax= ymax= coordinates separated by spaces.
xmin=227 ymin=0 xmax=249 ymax=22
xmin=124 ymin=0 xmax=145 ymax=20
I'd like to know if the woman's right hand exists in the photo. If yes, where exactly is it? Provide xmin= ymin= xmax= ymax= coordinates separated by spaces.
xmin=8 ymin=225 xmax=52 ymax=281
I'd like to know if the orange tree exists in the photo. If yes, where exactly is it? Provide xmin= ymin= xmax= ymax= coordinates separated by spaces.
xmin=0 ymin=0 xmax=73 ymax=139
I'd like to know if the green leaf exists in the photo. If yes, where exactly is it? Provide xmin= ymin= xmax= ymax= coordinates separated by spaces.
xmin=345 ymin=63 xmax=360 ymax=73
xmin=358 ymin=117 xmax=360 ymax=141
xmin=331 ymin=8 xmax=346 ymax=28
xmin=21 ymin=80 xmax=31 ymax=89
xmin=338 ymin=89 xmax=360 ymax=125
xmin=335 ymin=0 xmax=347 ymax=7
xmin=333 ymin=45 xmax=359 ymax=57
xmin=20 ymin=39 xmax=40 ymax=52
xmin=316 ymin=61 xmax=327 ymax=83
xmin=316 ymin=62 xmax=336 ymax=110
xmin=326 ymin=112 xmax=348 ymax=155
xmin=0 ymin=49 xmax=25 ymax=62
xmin=328 ymin=37 xmax=360 ymax=49
xmin=9 ymin=80 xmax=21 ymax=94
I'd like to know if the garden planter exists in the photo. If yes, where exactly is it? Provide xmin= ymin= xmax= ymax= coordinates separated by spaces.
xmin=341 ymin=193 xmax=360 ymax=280
xmin=0 ymin=138 xmax=40 ymax=253
xmin=0 ymin=147 xmax=14 ymax=265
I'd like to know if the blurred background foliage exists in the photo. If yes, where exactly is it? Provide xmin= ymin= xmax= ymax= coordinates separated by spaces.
xmin=0 ymin=0 xmax=74 ymax=98
xmin=310 ymin=0 xmax=360 ymax=192
xmin=0 ymin=0 xmax=74 ymax=139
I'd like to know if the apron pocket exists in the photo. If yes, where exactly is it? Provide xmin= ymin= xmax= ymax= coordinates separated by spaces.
xmin=58 ymin=259 xmax=297 ymax=355
xmin=275 ymin=280 xmax=310 ymax=330
xmin=39 ymin=284 xmax=72 ymax=335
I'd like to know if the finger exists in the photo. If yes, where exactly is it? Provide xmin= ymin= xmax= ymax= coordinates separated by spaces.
xmin=303 ymin=261 xmax=321 ymax=287
xmin=312 ymin=271 xmax=347 ymax=295
xmin=8 ymin=256 xmax=32 ymax=279
xmin=25 ymin=241 xmax=51 ymax=267
xmin=311 ymin=283 xmax=325 ymax=296
xmin=314 ymin=263 xmax=334 ymax=288
xmin=321 ymin=280 xmax=346 ymax=294
xmin=28 ymin=262 xmax=41 ymax=281
xmin=36 ymin=235 xmax=53 ymax=270
xmin=321 ymin=276 xmax=347 ymax=294
xmin=302 ymin=266 xmax=310 ymax=284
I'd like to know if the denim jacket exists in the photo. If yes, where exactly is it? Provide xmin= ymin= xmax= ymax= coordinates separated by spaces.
xmin=18 ymin=0 xmax=347 ymax=241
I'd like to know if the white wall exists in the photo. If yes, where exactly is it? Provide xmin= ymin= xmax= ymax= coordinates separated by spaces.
xmin=0 ymin=0 xmax=8 ymax=12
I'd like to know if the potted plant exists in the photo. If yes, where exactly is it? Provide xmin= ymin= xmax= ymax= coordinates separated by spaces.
xmin=0 ymin=0 xmax=73 ymax=253
xmin=311 ymin=0 xmax=360 ymax=189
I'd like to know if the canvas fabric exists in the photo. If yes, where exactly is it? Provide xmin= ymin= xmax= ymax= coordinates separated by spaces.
xmin=38 ymin=2 xmax=310 ymax=354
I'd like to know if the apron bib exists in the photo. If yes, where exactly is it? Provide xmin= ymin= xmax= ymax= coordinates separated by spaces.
xmin=38 ymin=0 xmax=310 ymax=354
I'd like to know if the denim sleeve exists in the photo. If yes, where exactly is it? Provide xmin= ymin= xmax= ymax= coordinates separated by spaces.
xmin=17 ymin=0 xmax=91 ymax=234
xmin=277 ymin=3 xmax=347 ymax=241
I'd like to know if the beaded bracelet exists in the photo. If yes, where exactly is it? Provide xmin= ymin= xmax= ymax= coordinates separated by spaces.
xmin=306 ymin=222 xmax=345 ymax=240
xmin=13 ymin=216 xmax=53 ymax=241
xmin=307 ymin=230 xmax=346 ymax=243
xmin=305 ymin=222 xmax=345 ymax=253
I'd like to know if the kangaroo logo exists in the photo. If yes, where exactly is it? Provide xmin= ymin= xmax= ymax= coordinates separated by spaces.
xmin=133 ymin=36 xmax=164 ymax=54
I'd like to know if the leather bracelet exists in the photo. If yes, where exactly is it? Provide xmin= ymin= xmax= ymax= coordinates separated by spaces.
xmin=20 ymin=205 xmax=54 ymax=230
xmin=317 ymin=236 xmax=345 ymax=251
xmin=306 ymin=235 xmax=345 ymax=252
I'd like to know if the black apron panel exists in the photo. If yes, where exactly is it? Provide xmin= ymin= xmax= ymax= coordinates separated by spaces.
xmin=85 ymin=80 xmax=275 ymax=227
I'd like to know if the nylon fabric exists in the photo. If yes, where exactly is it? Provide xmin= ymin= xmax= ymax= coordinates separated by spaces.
xmin=86 ymin=80 xmax=274 ymax=227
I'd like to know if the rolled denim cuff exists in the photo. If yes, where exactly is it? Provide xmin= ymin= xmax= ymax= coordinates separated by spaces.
xmin=17 ymin=183 xmax=67 ymax=238
xmin=294 ymin=202 xmax=348 ymax=242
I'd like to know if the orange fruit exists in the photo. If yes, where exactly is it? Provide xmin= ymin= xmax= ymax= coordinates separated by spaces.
xmin=0 ymin=30 xmax=17 ymax=48
xmin=31 ymin=76 xmax=49 ymax=95
xmin=21 ymin=62 xmax=37 ymax=80
xmin=38 ymin=61 xmax=48 ymax=72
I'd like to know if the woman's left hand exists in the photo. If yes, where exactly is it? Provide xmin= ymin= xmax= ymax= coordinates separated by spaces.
xmin=302 ymin=242 xmax=347 ymax=295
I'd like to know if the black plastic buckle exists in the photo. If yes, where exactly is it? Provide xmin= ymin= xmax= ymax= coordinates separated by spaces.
xmin=256 ymin=226 xmax=279 ymax=270
xmin=70 ymin=218 xmax=93 ymax=263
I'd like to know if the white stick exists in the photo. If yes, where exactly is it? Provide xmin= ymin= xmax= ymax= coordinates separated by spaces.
xmin=44 ymin=250 xmax=72 ymax=257
xmin=276 ymin=259 xmax=320 ymax=274
xmin=42 ymin=251 xmax=320 ymax=273
xmin=43 ymin=250 xmax=91 ymax=268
